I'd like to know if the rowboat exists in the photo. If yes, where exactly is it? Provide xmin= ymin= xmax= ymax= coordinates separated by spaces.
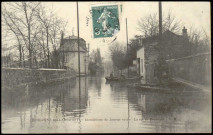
xmin=105 ymin=77 xmax=119 ymax=81
xmin=105 ymin=76 xmax=143 ymax=82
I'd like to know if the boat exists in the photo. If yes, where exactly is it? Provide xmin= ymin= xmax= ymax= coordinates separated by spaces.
xmin=105 ymin=76 xmax=143 ymax=82
xmin=105 ymin=77 xmax=119 ymax=81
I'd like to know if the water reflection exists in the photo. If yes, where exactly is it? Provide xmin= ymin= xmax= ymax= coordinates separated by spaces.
xmin=1 ymin=76 xmax=211 ymax=133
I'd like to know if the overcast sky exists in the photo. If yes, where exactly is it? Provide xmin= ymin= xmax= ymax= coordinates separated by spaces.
xmin=15 ymin=2 xmax=212 ymax=60
xmin=45 ymin=2 xmax=210 ymax=60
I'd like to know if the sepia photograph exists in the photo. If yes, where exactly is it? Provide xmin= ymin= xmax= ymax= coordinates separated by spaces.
xmin=1 ymin=1 xmax=211 ymax=133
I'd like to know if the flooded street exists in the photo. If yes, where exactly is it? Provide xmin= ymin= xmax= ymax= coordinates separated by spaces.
xmin=2 ymin=75 xmax=211 ymax=133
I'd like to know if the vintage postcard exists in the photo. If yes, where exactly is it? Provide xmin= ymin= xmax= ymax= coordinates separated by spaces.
xmin=1 ymin=1 xmax=211 ymax=133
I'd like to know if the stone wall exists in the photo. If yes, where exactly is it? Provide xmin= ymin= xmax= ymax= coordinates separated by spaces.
xmin=2 ymin=68 xmax=76 ymax=88
xmin=167 ymin=53 xmax=211 ymax=88
xmin=144 ymin=42 xmax=159 ymax=84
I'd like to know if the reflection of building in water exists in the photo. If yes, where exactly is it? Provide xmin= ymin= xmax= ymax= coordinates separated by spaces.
xmin=137 ymin=94 xmax=146 ymax=112
xmin=108 ymin=83 xmax=128 ymax=102
xmin=60 ymin=78 xmax=88 ymax=117
xmin=2 ymin=78 xmax=88 ymax=130
xmin=88 ymin=77 xmax=102 ymax=97
xmin=128 ymin=90 xmax=211 ymax=133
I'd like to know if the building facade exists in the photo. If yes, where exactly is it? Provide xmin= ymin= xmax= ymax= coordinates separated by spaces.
xmin=59 ymin=35 xmax=88 ymax=75
xmin=136 ymin=47 xmax=146 ymax=84
xmin=136 ymin=27 xmax=191 ymax=84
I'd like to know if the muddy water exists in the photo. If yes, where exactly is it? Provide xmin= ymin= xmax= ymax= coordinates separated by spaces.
xmin=1 ymin=76 xmax=211 ymax=133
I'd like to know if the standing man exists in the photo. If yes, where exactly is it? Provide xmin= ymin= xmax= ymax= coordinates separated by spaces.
xmin=110 ymin=71 xmax=114 ymax=79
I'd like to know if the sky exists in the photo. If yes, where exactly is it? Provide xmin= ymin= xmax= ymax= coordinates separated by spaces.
xmin=4 ymin=2 xmax=211 ymax=61
xmin=45 ymin=2 xmax=210 ymax=61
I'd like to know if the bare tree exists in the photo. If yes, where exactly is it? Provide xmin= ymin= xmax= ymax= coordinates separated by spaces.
xmin=35 ymin=4 xmax=52 ymax=67
xmin=187 ymin=25 xmax=210 ymax=54
xmin=2 ymin=2 xmax=68 ymax=69
xmin=2 ymin=2 xmax=41 ymax=68
xmin=137 ymin=13 xmax=158 ymax=37
xmin=48 ymin=17 xmax=67 ymax=68
xmin=109 ymin=42 xmax=128 ymax=73
xmin=35 ymin=4 xmax=68 ymax=68
xmin=137 ymin=10 xmax=182 ymax=37
xmin=2 ymin=11 xmax=23 ymax=67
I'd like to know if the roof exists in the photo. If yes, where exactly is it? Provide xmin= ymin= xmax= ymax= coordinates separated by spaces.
xmin=135 ymin=30 xmax=190 ymax=53
xmin=64 ymin=35 xmax=85 ymax=40
xmin=140 ymin=30 xmax=191 ymax=59
xmin=140 ymin=30 xmax=188 ymax=46
xmin=58 ymin=36 xmax=87 ymax=52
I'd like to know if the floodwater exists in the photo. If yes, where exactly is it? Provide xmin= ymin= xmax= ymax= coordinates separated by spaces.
xmin=1 ymin=75 xmax=212 ymax=133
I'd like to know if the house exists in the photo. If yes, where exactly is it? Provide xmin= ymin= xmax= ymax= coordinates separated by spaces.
xmin=136 ymin=27 xmax=191 ymax=84
xmin=136 ymin=47 xmax=146 ymax=84
xmin=58 ymin=34 xmax=88 ymax=75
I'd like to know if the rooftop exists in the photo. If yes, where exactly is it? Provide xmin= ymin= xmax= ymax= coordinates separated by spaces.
xmin=58 ymin=35 xmax=87 ymax=52
xmin=63 ymin=35 xmax=85 ymax=40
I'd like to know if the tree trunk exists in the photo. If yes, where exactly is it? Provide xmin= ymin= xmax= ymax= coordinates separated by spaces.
xmin=17 ymin=43 xmax=22 ymax=67
xmin=42 ymin=31 xmax=46 ymax=68
xmin=28 ymin=25 xmax=32 ymax=68
xmin=22 ymin=46 xmax=25 ymax=68
xmin=47 ymin=27 xmax=50 ymax=68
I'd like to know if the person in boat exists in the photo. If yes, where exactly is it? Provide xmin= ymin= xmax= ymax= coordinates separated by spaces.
xmin=120 ymin=74 xmax=125 ymax=80
xmin=110 ymin=72 xmax=114 ymax=79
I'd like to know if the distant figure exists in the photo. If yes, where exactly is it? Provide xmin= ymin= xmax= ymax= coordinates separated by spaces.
xmin=120 ymin=74 xmax=125 ymax=79
xmin=110 ymin=72 xmax=114 ymax=79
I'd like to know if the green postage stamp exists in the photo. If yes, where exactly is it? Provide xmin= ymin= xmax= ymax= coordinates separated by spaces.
xmin=91 ymin=5 xmax=120 ymax=38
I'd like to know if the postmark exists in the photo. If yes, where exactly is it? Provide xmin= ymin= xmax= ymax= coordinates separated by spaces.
xmin=91 ymin=5 xmax=120 ymax=38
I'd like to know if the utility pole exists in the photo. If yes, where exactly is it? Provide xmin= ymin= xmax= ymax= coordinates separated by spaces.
xmin=126 ymin=18 xmax=129 ymax=77
xmin=88 ymin=43 xmax=90 ymax=57
xmin=159 ymin=2 xmax=162 ymax=40
xmin=158 ymin=1 xmax=164 ymax=85
xmin=84 ymin=57 xmax=86 ymax=75
xmin=77 ymin=2 xmax=81 ymax=78
xmin=63 ymin=45 xmax=64 ymax=68
xmin=159 ymin=1 xmax=162 ymax=56
xmin=47 ymin=26 xmax=50 ymax=68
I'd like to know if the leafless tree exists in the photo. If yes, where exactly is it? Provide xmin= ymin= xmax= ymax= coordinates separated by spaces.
xmin=35 ymin=4 xmax=52 ymax=67
xmin=2 ymin=2 xmax=68 ymax=68
xmin=2 ymin=2 xmax=41 ymax=68
xmin=35 ymin=4 xmax=68 ymax=68
xmin=109 ymin=42 xmax=128 ymax=73
xmin=187 ymin=25 xmax=210 ymax=54
xmin=2 ymin=11 xmax=23 ymax=67
xmin=137 ymin=10 xmax=182 ymax=37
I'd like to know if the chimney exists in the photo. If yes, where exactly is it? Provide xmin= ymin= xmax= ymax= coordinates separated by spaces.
xmin=60 ymin=31 xmax=64 ymax=47
xmin=182 ymin=26 xmax=187 ymax=36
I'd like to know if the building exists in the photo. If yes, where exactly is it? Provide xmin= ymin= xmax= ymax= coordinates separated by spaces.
xmin=136 ymin=27 xmax=191 ymax=84
xmin=136 ymin=47 xmax=146 ymax=84
xmin=2 ymin=54 xmax=15 ymax=67
xmin=58 ymin=35 xmax=88 ymax=75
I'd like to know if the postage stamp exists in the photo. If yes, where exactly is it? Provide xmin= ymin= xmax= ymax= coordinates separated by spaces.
xmin=91 ymin=5 xmax=120 ymax=38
